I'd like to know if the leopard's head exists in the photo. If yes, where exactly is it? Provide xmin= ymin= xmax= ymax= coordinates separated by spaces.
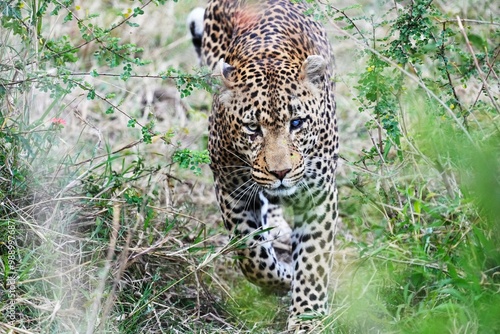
xmin=213 ymin=55 xmax=328 ymax=198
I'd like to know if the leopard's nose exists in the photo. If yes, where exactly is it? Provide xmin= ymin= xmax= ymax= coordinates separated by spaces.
xmin=270 ymin=168 xmax=291 ymax=181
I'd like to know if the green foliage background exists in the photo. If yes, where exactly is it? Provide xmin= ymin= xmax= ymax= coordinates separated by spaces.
xmin=0 ymin=0 xmax=498 ymax=333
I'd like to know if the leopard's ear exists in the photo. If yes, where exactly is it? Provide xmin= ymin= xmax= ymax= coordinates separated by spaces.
xmin=300 ymin=55 xmax=327 ymax=87
xmin=218 ymin=59 xmax=236 ymax=88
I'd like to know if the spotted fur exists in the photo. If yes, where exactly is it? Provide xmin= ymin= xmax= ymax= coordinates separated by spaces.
xmin=190 ymin=0 xmax=339 ymax=331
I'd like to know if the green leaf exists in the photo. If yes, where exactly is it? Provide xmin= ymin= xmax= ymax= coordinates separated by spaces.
xmin=127 ymin=119 xmax=136 ymax=128
xmin=87 ymin=89 xmax=95 ymax=100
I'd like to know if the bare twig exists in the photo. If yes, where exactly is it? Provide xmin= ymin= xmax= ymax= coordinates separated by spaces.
xmin=329 ymin=5 xmax=369 ymax=47
xmin=72 ymin=139 xmax=142 ymax=166
xmin=436 ymin=22 xmax=466 ymax=122
xmin=472 ymin=46 xmax=500 ymax=110
xmin=437 ymin=18 xmax=500 ymax=26
xmin=457 ymin=16 xmax=500 ymax=113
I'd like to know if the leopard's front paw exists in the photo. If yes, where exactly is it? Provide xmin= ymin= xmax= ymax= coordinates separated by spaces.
xmin=287 ymin=313 xmax=324 ymax=333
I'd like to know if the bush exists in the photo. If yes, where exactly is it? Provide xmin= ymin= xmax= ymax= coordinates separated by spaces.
xmin=321 ymin=0 xmax=500 ymax=332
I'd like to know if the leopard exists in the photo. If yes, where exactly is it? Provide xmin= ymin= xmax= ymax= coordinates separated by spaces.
xmin=188 ymin=0 xmax=339 ymax=331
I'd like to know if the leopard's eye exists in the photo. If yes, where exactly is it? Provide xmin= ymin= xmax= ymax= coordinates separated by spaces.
xmin=243 ymin=123 xmax=262 ymax=141
xmin=290 ymin=118 xmax=305 ymax=131
xmin=245 ymin=123 xmax=260 ymax=133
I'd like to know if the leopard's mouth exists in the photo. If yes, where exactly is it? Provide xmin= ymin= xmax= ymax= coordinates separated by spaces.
xmin=263 ymin=184 xmax=297 ymax=198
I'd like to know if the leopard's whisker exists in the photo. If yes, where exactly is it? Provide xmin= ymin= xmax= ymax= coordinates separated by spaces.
xmin=220 ymin=166 xmax=252 ymax=178
xmin=221 ymin=146 xmax=251 ymax=167
xmin=225 ymin=178 xmax=257 ymax=211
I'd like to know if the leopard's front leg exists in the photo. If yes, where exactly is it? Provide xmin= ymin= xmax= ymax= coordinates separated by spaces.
xmin=217 ymin=188 xmax=293 ymax=290
xmin=287 ymin=185 xmax=338 ymax=332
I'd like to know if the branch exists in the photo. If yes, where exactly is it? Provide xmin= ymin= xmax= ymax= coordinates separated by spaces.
xmin=42 ymin=0 xmax=154 ymax=63
xmin=436 ymin=18 xmax=500 ymax=27
xmin=2 ymin=70 xmax=211 ymax=87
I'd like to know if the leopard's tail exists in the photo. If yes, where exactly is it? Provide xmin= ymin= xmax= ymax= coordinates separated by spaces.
xmin=187 ymin=7 xmax=205 ymax=64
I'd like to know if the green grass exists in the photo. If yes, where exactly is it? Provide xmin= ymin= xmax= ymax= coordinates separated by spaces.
xmin=1 ymin=0 xmax=499 ymax=333
xmin=223 ymin=281 xmax=289 ymax=332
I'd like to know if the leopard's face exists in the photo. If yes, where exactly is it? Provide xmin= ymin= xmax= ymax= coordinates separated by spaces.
xmin=214 ymin=57 xmax=326 ymax=198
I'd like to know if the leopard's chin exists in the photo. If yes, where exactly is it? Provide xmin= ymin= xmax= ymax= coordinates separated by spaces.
xmin=263 ymin=185 xmax=297 ymax=198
